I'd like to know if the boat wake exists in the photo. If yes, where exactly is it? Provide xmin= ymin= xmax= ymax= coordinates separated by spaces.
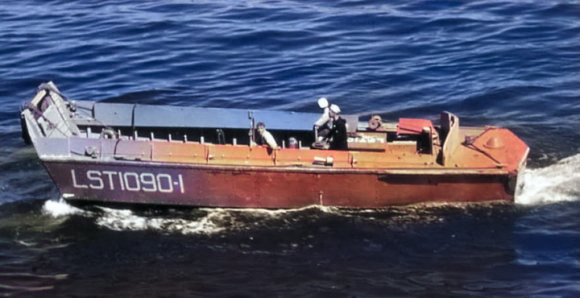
xmin=93 ymin=207 xmax=228 ymax=235
xmin=42 ymin=200 xmax=226 ymax=235
xmin=42 ymin=199 xmax=86 ymax=217
xmin=41 ymin=199 xmax=335 ymax=235
xmin=516 ymin=153 xmax=580 ymax=205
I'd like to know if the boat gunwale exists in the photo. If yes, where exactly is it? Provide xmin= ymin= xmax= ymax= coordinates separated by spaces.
xmin=39 ymin=155 xmax=511 ymax=176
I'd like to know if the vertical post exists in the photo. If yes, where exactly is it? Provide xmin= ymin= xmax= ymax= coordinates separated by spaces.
xmin=248 ymin=111 xmax=255 ymax=146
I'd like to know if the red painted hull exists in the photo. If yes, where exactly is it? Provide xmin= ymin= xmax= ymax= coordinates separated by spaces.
xmin=44 ymin=159 xmax=515 ymax=208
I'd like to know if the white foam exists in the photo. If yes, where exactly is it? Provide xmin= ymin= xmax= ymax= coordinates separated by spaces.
xmin=41 ymin=199 xmax=87 ymax=217
xmin=516 ymin=154 xmax=580 ymax=205
xmin=199 ymin=204 xmax=337 ymax=216
xmin=93 ymin=205 xmax=335 ymax=235
xmin=39 ymin=198 xmax=331 ymax=235
xmin=94 ymin=207 xmax=228 ymax=235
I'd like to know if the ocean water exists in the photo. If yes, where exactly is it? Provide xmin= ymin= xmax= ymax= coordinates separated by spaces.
xmin=1 ymin=0 xmax=579 ymax=297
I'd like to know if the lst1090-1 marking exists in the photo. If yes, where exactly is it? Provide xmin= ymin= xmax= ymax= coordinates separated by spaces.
xmin=71 ymin=169 xmax=185 ymax=193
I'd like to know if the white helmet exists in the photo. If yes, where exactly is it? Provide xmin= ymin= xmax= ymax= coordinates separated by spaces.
xmin=330 ymin=104 xmax=341 ymax=114
xmin=317 ymin=97 xmax=329 ymax=109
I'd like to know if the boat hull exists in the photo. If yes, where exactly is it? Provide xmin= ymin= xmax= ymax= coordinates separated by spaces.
xmin=43 ymin=158 xmax=515 ymax=208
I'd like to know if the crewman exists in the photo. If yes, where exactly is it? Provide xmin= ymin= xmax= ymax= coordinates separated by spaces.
xmin=313 ymin=97 xmax=332 ymax=142
xmin=250 ymin=122 xmax=279 ymax=149
xmin=367 ymin=115 xmax=387 ymax=131
xmin=327 ymin=104 xmax=348 ymax=150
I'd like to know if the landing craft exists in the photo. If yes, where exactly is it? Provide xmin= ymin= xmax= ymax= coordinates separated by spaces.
xmin=21 ymin=82 xmax=529 ymax=208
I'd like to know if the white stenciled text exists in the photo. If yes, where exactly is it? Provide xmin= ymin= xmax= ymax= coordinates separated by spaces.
xmin=71 ymin=169 xmax=185 ymax=193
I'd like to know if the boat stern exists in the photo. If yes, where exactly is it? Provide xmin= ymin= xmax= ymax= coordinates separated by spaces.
xmin=469 ymin=127 xmax=530 ymax=197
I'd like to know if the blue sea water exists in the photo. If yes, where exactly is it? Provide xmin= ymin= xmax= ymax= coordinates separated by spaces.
xmin=1 ymin=0 xmax=579 ymax=297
